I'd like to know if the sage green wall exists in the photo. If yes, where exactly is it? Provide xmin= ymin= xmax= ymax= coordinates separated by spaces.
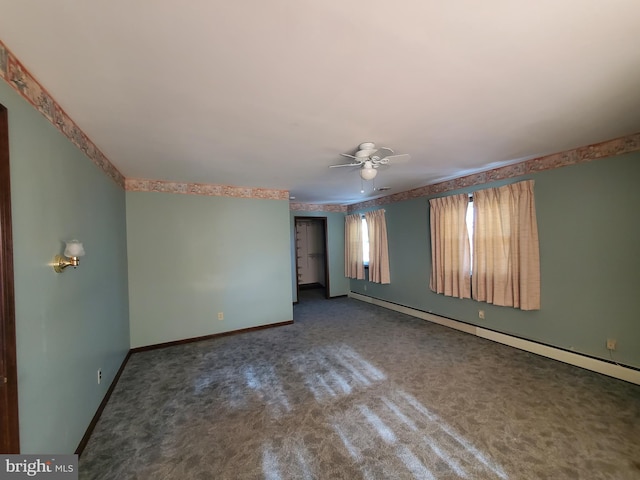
xmin=2 ymin=80 xmax=130 ymax=453
xmin=290 ymin=210 xmax=348 ymax=302
xmin=350 ymin=153 xmax=640 ymax=369
xmin=127 ymin=192 xmax=293 ymax=348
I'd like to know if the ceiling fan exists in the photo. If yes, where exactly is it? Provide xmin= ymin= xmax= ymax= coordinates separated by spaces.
xmin=329 ymin=142 xmax=410 ymax=180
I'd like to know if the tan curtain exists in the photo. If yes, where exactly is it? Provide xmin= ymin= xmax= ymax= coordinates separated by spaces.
xmin=344 ymin=213 xmax=364 ymax=279
xmin=472 ymin=180 xmax=540 ymax=310
xmin=429 ymin=194 xmax=471 ymax=298
xmin=364 ymin=209 xmax=391 ymax=284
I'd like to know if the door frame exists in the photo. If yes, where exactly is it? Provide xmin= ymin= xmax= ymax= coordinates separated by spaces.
xmin=294 ymin=216 xmax=330 ymax=301
xmin=0 ymin=103 xmax=20 ymax=453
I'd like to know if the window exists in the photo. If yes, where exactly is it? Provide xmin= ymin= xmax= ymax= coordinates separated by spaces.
xmin=362 ymin=216 xmax=369 ymax=266
xmin=344 ymin=213 xmax=365 ymax=280
xmin=429 ymin=180 xmax=540 ymax=310
xmin=364 ymin=209 xmax=391 ymax=284
xmin=428 ymin=194 xmax=471 ymax=299
xmin=466 ymin=198 xmax=473 ymax=273
xmin=344 ymin=210 xmax=390 ymax=283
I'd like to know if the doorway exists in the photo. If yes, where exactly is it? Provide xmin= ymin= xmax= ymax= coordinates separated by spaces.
xmin=294 ymin=217 xmax=329 ymax=301
xmin=0 ymin=103 xmax=19 ymax=452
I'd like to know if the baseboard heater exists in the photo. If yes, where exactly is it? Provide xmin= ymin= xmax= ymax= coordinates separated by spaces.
xmin=349 ymin=292 xmax=640 ymax=386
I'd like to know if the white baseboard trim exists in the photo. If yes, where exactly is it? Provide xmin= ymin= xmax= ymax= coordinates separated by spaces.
xmin=349 ymin=292 xmax=640 ymax=386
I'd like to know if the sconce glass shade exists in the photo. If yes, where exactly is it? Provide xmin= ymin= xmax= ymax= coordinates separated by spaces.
xmin=64 ymin=240 xmax=85 ymax=258
xmin=54 ymin=240 xmax=85 ymax=273
xmin=360 ymin=165 xmax=378 ymax=181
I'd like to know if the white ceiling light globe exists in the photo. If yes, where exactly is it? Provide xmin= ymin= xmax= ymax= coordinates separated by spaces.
xmin=360 ymin=166 xmax=378 ymax=180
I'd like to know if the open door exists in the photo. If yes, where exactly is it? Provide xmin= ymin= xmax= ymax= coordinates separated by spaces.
xmin=0 ymin=104 xmax=20 ymax=453
xmin=294 ymin=217 xmax=329 ymax=301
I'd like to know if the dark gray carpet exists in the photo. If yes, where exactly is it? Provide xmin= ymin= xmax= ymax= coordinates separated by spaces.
xmin=79 ymin=289 xmax=640 ymax=479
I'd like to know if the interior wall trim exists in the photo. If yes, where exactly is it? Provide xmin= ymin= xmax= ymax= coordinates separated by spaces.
xmin=290 ymin=203 xmax=348 ymax=213
xmin=125 ymin=178 xmax=289 ymax=200
xmin=0 ymin=40 xmax=288 ymax=202
xmin=130 ymin=320 xmax=294 ymax=353
xmin=0 ymin=103 xmax=20 ymax=453
xmin=0 ymin=40 xmax=125 ymax=188
xmin=346 ymin=132 xmax=640 ymax=212
xmin=75 ymin=351 xmax=132 ymax=456
xmin=76 ymin=320 xmax=294 ymax=455
xmin=2 ymin=39 xmax=638 ymax=207
xmin=349 ymin=292 xmax=640 ymax=386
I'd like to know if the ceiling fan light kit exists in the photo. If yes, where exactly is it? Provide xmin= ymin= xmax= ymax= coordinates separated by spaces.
xmin=329 ymin=142 xmax=410 ymax=187
xmin=360 ymin=162 xmax=378 ymax=180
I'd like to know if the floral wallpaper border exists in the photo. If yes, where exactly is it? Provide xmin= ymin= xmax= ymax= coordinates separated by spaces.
xmin=2 ymin=40 xmax=638 ymax=208
xmin=345 ymin=132 xmax=640 ymax=213
xmin=0 ymin=39 xmax=289 ymax=202
xmin=289 ymin=203 xmax=348 ymax=213
xmin=126 ymin=178 xmax=289 ymax=200
xmin=0 ymin=40 xmax=125 ymax=187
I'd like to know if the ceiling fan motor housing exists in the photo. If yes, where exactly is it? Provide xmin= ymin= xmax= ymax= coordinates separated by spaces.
xmin=330 ymin=143 xmax=409 ymax=180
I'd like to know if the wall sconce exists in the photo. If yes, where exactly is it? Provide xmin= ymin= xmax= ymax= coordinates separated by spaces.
xmin=53 ymin=240 xmax=85 ymax=273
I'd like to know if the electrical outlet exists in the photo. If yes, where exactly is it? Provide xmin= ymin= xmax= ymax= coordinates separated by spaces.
xmin=97 ymin=369 xmax=102 ymax=384
xmin=478 ymin=310 xmax=485 ymax=320
xmin=217 ymin=312 xmax=224 ymax=321
xmin=606 ymin=339 xmax=616 ymax=351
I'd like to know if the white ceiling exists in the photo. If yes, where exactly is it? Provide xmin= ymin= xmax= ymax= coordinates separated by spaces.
xmin=1 ymin=1 xmax=640 ymax=205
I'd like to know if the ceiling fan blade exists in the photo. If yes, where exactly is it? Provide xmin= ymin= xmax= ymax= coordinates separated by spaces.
xmin=340 ymin=153 xmax=358 ymax=159
xmin=370 ymin=147 xmax=394 ymax=161
xmin=329 ymin=163 xmax=362 ymax=168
